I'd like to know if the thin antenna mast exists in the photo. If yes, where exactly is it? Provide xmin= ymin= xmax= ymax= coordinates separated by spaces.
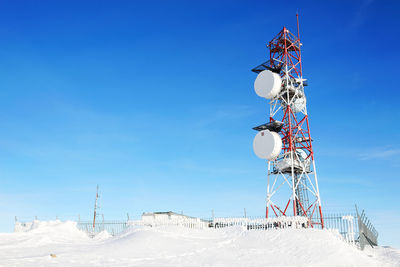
xmin=296 ymin=13 xmax=303 ymax=78
xmin=92 ymin=185 xmax=99 ymax=232
xmin=296 ymin=13 xmax=301 ymax=40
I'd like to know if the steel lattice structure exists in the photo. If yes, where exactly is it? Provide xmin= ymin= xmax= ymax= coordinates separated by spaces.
xmin=252 ymin=18 xmax=324 ymax=228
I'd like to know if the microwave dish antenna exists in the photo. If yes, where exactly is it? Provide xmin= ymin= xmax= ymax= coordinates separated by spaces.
xmin=253 ymin=130 xmax=282 ymax=160
xmin=254 ymin=70 xmax=282 ymax=99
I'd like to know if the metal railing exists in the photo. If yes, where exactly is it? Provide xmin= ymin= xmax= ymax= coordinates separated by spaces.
xmin=210 ymin=216 xmax=308 ymax=230
xmin=356 ymin=206 xmax=378 ymax=250
xmin=323 ymin=213 xmax=358 ymax=246
xmin=15 ymin=207 xmax=378 ymax=250
xmin=322 ymin=207 xmax=378 ymax=250
xmin=77 ymin=220 xmax=129 ymax=236
xmin=128 ymin=217 xmax=209 ymax=229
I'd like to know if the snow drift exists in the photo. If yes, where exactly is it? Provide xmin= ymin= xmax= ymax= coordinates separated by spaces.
xmin=1 ymin=220 xmax=399 ymax=266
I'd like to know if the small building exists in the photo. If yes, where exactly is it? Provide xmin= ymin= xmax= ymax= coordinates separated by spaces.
xmin=141 ymin=211 xmax=199 ymax=222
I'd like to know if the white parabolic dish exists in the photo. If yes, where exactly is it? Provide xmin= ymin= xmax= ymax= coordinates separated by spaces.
xmin=253 ymin=130 xmax=282 ymax=160
xmin=254 ymin=70 xmax=282 ymax=99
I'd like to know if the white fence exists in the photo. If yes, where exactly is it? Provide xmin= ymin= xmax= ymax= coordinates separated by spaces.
xmin=212 ymin=216 xmax=308 ymax=229
xmin=16 ymin=210 xmax=376 ymax=250
xmin=128 ymin=217 xmax=209 ymax=229
xmin=127 ymin=215 xmax=358 ymax=248
xmin=127 ymin=216 xmax=308 ymax=231
xmin=14 ymin=221 xmax=34 ymax=232
xmin=341 ymin=215 xmax=356 ymax=246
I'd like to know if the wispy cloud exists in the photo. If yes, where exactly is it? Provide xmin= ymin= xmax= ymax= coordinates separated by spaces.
xmin=322 ymin=174 xmax=373 ymax=187
xmin=350 ymin=0 xmax=374 ymax=30
xmin=358 ymin=147 xmax=400 ymax=160
xmin=194 ymin=104 xmax=256 ymax=128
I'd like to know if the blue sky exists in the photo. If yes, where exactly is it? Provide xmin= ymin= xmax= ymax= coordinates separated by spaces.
xmin=0 ymin=0 xmax=399 ymax=247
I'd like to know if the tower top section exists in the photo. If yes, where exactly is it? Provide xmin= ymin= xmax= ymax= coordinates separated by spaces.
xmin=252 ymin=26 xmax=303 ymax=82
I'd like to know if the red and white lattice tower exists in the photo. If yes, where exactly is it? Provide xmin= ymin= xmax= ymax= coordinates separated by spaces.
xmin=252 ymin=16 xmax=324 ymax=228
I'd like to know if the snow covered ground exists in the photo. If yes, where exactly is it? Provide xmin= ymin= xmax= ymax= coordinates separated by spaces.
xmin=1 ymin=220 xmax=399 ymax=266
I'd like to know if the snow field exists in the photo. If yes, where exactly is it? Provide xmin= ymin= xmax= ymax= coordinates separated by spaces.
xmin=1 ymin=220 xmax=399 ymax=266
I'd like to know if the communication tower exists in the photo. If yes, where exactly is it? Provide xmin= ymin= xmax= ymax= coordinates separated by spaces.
xmin=252 ymin=15 xmax=324 ymax=228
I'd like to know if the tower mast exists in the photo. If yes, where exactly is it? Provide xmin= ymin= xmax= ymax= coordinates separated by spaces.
xmin=252 ymin=16 xmax=324 ymax=228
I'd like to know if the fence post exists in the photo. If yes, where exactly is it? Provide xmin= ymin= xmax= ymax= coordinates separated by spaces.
xmin=212 ymin=210 xmax=215 ymax=228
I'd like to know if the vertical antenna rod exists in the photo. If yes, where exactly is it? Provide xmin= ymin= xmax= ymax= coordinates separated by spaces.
xmin=92 ymin=185 xmax=99 ymax=232
xmin=296 ymin=13 xmax=303 ymax=78
xmin=296 ymin=13 xmax=301 ymax=40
